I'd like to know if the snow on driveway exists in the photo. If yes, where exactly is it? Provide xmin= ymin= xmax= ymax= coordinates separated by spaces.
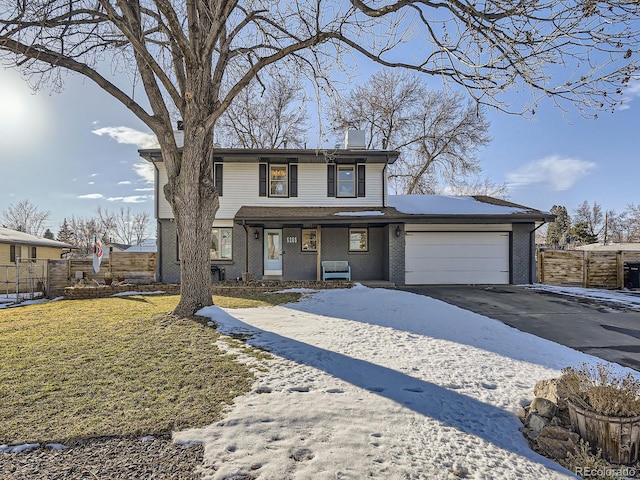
xmin=176 ymin=284 xmax=627 ymax=479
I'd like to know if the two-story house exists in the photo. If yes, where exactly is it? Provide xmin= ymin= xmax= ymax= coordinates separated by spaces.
xmin=140 ymin=130 xmax=553 ymax=286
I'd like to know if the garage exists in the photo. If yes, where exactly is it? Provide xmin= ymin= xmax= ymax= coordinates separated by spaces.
xmin=405 ymin=231 xmax=510 ymax=285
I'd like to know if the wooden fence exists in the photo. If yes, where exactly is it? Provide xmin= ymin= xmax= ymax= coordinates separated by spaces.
xmin=48 ymin=252 xmax=157 ymax=297
xmin=537 ymin=249 xmax=640 ymax=289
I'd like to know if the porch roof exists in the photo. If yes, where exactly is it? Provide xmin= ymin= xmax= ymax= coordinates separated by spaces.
xmin=234 ymin=206 xmax=400 ymax=225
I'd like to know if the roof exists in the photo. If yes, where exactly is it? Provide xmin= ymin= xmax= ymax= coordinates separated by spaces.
xmin=139 ymin=146 xmax=400 ymax=165
xmin=0 ymin=227 xmax=73 ymax=248
xmin=388 ymin=195 xmax=554 ymax=220
xmin=234 ymin=195 xmax=555 ymax=224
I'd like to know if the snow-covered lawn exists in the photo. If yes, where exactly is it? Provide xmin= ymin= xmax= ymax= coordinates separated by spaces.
xmin=176 ymin=284 xmax=636 ymax=479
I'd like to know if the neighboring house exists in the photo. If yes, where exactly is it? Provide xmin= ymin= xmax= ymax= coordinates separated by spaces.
xmin=140 ymin=131 xmax=554 ymax=286
xmin=0 ymin=227 xmax=73 ymax=264
xmin=124 ymin=238 xmax=157 ymax=253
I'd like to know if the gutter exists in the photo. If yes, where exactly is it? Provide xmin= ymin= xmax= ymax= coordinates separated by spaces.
xmin=529 ymin=221 xmax=547 ymax=283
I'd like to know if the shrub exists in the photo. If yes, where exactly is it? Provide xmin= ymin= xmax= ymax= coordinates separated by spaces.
xmin=561 ymin=363 xmax=640 ymax=417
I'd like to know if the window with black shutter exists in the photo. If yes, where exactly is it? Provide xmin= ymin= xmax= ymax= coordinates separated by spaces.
xmin=357 ymin=164 xmax=366 ymax=197
xmin=289 ymin=164 xmax=298 ymax=197
xmin=259 ymin=164 xmax=267 ymax=197
xmin=214 ymin=163 xmax=223 ymax=196
xmin=327 ymin=164 xmax=336 ymax=197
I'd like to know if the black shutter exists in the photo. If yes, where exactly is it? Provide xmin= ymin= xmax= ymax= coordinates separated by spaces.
xmin=327 ymin=164 xmax=336 ymax=197
xmin=289 ymin=164 xmax=298 ymax=197
xmin=357 ymin=164 xmax=366 ymax=197
xmin=259 ymin=164 xmax=267 ymax=197
xmin=214 ymin=163 xmax=223 ymax=196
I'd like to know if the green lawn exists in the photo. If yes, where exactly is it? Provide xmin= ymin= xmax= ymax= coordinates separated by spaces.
xmin=0 ymin=292 xmax=300 ymax=445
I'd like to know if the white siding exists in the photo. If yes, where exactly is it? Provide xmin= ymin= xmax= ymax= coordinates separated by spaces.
xmin=157 ymin=163 xmax=173 ymax=219
xmin=155 ymin=162 xmax=387 ymax=220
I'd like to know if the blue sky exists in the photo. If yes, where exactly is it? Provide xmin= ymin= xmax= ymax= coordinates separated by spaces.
xmin=1 ymin=61 xmax=639 ymax=237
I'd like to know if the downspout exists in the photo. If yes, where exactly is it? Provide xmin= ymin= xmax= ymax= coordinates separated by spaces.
xmin=530 ymin=221 xmax=547 ymax=284
xmin=382 ymin=160 xmax=388 ymax=207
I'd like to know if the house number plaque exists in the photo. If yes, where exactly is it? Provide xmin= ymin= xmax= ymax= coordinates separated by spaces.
xmin=286 ymin=236 xmax=298 ymax=244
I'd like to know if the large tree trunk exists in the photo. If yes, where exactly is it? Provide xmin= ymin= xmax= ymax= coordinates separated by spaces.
xmin=163 ymin=124 xmax=219 ymax=318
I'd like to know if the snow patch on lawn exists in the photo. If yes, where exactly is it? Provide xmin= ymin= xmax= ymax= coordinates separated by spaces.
xmin=177 ymin=284 xmax=617 ymax=479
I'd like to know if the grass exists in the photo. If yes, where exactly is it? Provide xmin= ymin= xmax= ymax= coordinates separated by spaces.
xmin=0 ymin=291 xmax=302 ymax=445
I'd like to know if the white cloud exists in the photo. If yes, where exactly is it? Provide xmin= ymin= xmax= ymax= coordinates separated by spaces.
xmin=107 ymin=195 xmax=151 ymax=203
xmin=78 ymin=193 xmax=104 ymax=199
xmin=88 ymin=181 xmax=95 ymax=185
xmin=118 ymin=181 xmax=132 ymax=185
xmin=618 ymin=80 xmax=640 ymax=110
xmin=92 ymin=126 xmax=159 ymax=149
xmin=135 ymin=187 xmax=155 ymax=192
xmin=506 ymin=155 xmax=596 ymax=191
xmin=133 ymin=162 xmax=155 ymax=183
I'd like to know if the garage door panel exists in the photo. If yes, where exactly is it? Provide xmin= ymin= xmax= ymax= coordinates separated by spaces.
xmin=405 ymin=232 xmax=509 ymax=285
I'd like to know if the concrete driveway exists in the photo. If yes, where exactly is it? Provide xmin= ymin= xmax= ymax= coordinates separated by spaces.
xmin=400 ymin=285 xmax=640 ymax=372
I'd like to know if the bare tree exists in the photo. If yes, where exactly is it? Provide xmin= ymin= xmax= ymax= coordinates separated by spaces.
xmin=1 ymin=1 xmax=638 ymax=315
xmin=331 ymin=70 xmax=493 ymax=194
xmin=96 ymin=206 xmax=151 ymax=245
xmin=216 ymin=73 xmax=308 ymax=148
xmin=66 ymin=216 xmax=99 ymax=256
xmin=574 ymin=200 xmax=605 ymax=242
xmin=2 ymin=199 xmax=51 ymax=237
xmin=444 ymin=178 xmax=510 ymax=200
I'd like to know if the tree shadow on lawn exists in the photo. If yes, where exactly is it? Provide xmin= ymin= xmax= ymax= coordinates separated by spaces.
xmin=283 ymin=285 xmax=595 ymax=372
xmin=205 ymin=306 xmax=571 ymax=475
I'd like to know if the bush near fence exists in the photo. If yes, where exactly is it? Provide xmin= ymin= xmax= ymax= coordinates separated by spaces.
xmin=537 ymin=249 xmax=640 ymax=288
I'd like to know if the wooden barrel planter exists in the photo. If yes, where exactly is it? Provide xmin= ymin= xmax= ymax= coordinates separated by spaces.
xmin=568 ymin=400 xmax=640 ymax=464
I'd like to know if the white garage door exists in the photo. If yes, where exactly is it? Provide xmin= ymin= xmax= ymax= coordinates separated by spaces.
xmin=405 ymin=232 xmax=510 ymax=285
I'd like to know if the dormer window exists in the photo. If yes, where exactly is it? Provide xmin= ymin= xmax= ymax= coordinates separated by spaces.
xmin=270 ymin=165 xmax=288 ymax=197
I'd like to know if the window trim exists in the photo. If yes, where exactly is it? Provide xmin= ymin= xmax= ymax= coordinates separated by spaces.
xmin=337 ymin=165 xmax=356 ymax=198
xmin=210 ymin=227 xmax=233 ymax=260
xmin=269 ymin=164 xmax=288 ymax=197
xmin=349 ymin=228 xmax=368 ymax=252
xmin=301 ymin=228 xmax=317 ymax=252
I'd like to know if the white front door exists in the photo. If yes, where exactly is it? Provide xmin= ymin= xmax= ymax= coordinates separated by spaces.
xmin=264 ymin=229 xmax=283 ymax=276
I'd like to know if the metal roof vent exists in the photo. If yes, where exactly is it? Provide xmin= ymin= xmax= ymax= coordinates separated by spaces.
xmin=344 ymin=129 xmax=366 ymax=150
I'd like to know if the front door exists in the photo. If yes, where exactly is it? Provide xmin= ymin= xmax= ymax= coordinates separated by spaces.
xmin=264 ymin=229 xmax=283 ymax=276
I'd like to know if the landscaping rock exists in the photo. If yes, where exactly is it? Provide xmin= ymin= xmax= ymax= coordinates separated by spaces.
xmin=534 ymin=425 xmax=579 ymax=461
xmin=534 ymin=378 xmax=572 ymax=410
xmin=524 ymin=413 xmax=549 ymax=438
xmin=529 ymin=397 xmax=558 ymax=419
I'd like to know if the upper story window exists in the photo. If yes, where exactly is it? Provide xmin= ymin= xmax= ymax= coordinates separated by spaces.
xmin=10 ymin=245 xmax=17 ymax=262
xmin=259 ymin=163 xmax=297 ymax=197
xmin=270 ymin=165 xmax=288 ymax=197
xmin=337 ymin=165 xmax=355 ymax=197
xmin=328 ymin=164 xmax=366 ymax=198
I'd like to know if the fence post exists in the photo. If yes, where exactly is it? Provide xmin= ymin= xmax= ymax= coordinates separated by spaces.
xmin=537 ymin=248 xmax=544 ymax=283
xmin=617 ymin=252 xmax=624 ymax=290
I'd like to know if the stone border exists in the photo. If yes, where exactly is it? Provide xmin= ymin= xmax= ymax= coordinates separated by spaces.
xmin=64 ymin=281 xmax=353 ymax=300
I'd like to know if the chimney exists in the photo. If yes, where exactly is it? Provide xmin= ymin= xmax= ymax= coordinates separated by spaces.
xmin=344 ymin=129 xmax=366 ymax=150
